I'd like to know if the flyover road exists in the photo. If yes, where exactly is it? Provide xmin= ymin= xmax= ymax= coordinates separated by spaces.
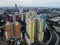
xmin=47 ymin=25 xmax=58 ymax=45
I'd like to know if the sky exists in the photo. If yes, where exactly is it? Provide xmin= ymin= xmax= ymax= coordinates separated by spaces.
xmin=0 ymin=0 xmax=60 ymax=7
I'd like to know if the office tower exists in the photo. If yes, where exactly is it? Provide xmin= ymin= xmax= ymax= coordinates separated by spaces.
xmin=18 ymin=6 xmax=23 ymax=13
xmin=15 ymin=4 xmax=18 ymax=9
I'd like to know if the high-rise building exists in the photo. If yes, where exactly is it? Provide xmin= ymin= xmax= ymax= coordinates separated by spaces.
xmin=15 ymin=4 xmax=17 ymax=9
xmin=5 ymin=22 xmax=13 ymax=40
xmin=25 ymin=17 xmax=36 ymax=45
xmin=5 ymin=21 xmax=21 ymax=41
xmin=25 ymin=11 xmax=37 ymax=22
xmin=25 ymin=14 xmax=46 ymax=45
xmin=18 ymin=6 xmax=23 ymax=13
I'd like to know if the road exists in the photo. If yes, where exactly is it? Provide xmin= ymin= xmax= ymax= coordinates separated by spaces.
xmin=47 ymin=25 xmax=57 ymax=45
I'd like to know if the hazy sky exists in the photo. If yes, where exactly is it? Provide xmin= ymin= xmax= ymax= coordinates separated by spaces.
xmin=0 ymin=0 xmax=60 ymax=7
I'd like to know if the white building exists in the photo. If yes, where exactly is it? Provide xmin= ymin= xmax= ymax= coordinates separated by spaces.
xmin=18 ymin=6 xmax=23 ymax=13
